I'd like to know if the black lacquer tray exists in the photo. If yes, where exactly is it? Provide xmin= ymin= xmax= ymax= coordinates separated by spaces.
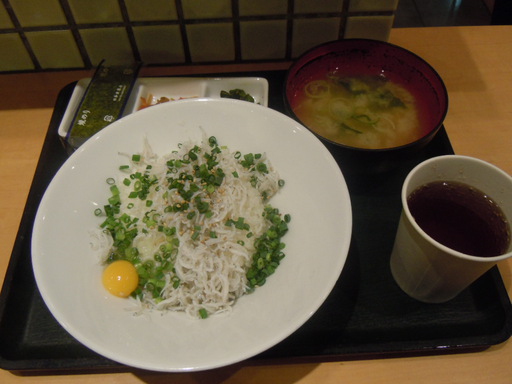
xmin=0 ymin=71 xmax=511 ymax=374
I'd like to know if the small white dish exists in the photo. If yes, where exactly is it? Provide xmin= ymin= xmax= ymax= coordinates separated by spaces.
xmin=34 ymin=98 xmax=351 ymax=372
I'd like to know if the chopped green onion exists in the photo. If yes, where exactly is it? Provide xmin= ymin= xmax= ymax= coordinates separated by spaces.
xmin=256 ymin=162 xmax=268 ymax=174
xmin=199 ymin=308 xmax=208 ymax=319
xmin=246 ymin=206 xmax=290 ymax=290
xmin=208 ymin=136 xmax=218 ymax=147
xmin=191 ymin=229 xmax=201 ymax=240
xmin=108 ymin=194 xmax=120 ymax=205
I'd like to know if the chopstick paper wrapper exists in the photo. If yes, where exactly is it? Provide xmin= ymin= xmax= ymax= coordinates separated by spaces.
xmin=65 ymin=61 xmax=141 ymax=150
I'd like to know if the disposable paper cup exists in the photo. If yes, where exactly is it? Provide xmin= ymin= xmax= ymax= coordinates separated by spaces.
xmin=390 ymin=155 xmax=512 ymax=303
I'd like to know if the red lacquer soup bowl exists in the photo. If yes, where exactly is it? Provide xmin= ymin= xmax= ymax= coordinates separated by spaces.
xmin=284 ymin=39 xmax=449 ymax=174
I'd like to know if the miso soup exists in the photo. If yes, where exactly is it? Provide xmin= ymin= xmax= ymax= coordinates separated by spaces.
xmin=291 ymin=73 xmax=423 ymax=149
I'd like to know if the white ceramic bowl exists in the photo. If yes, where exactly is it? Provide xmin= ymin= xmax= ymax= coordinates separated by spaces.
xmin=32 ymin=98 xmax=352 ymax=372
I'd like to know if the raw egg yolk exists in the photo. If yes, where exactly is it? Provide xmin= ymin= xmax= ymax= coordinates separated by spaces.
xmin=102 ymin=260 xmax=139 ymax=298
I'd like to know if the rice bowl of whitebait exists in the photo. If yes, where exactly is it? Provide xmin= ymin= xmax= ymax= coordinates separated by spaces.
xmin=32 ymin=98 xmax=352 ymax=372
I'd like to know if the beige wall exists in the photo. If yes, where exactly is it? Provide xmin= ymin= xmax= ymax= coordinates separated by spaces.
xmin=0 ymin=0 xmax=398 ymax=73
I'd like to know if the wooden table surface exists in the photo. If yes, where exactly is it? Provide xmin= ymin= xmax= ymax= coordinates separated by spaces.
xmin=1 ymin=26 xmax=511 ymax=383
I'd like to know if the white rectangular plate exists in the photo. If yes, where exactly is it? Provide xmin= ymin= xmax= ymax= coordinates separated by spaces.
xmin=58 ymin=77 xmax=269 ymax=139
